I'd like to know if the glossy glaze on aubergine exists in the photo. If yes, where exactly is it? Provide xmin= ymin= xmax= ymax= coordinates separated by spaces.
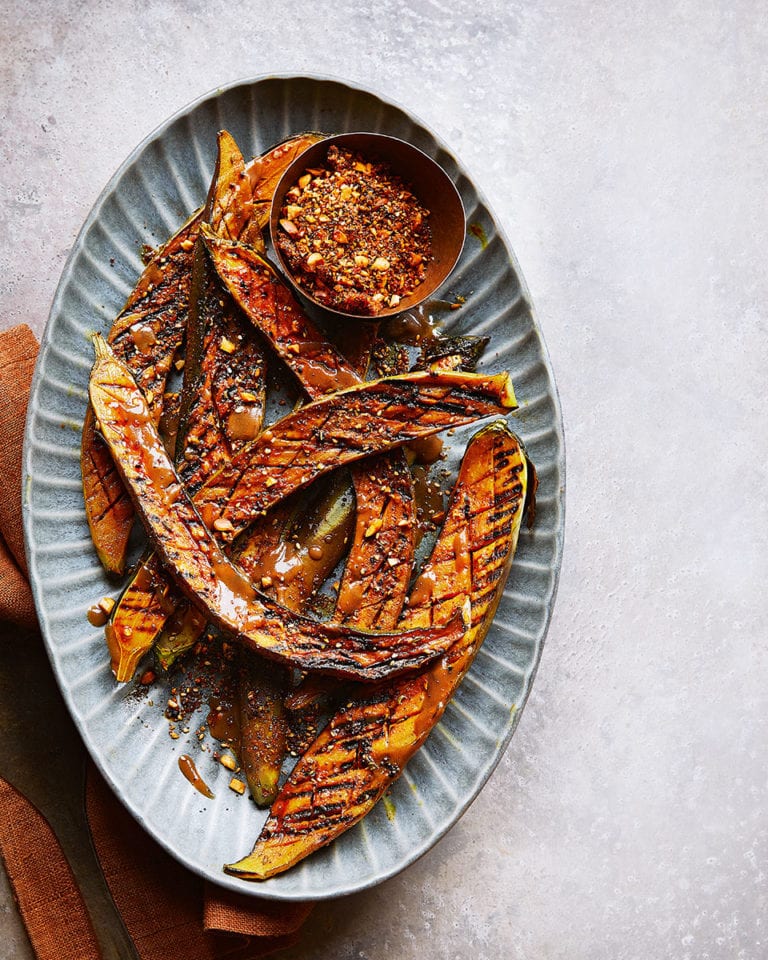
xmin=106 ymin=130 xmax=266 ymax=681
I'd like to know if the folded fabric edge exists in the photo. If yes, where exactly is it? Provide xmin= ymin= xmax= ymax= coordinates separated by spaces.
xmin=0 ymin=323 xmax=39 ymax=575
xmin=0 ymin=776 xmax=101 ymax=960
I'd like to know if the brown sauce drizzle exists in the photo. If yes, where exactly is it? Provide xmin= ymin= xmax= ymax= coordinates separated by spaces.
xmin=291 ymin=342 xmax=359 ymax=396
xmin=383 ymin=299 xmax=454 ymax=344
xmin=208 ymin=692 xmax=241 ymax=746
xmin=248 ymin=540 xmax=303 ymax=591
xmin=412 ymin=671 xmax=448 ymax=739
xmin=87 ymin=604 xmax=109 ymax=627
xmin=178 ymin=754 xmax=214 ymax=798
xmin=130 ymin=323 xmax=158 ymax=354
xmin=334 ymin=577 xmax=366 ymax=618
xmin=143 ymin=261 xmax=164 ymax=288
xmin=120 ymin=404 xmax=180 ymax=497
xmin=143 ymin=450 xmax=178 ymax=491
xmin=227 ymin=407 xmax=262 ymax=442
xmin=211 ymin=556 xmax=257 ymax=619
xmin=408 ymin=434 xmax=444 ymax=465
xmin=453 ymin=526 xmax=471 ymax=578
xmin=408 ymin=567 xmax=438 ymax=609
xmin=200 ymin=503 xmax=218 ymax=530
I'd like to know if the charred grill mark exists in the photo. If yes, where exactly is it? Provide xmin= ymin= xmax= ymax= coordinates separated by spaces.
xmin=87 ymin=483 xmax=134 ymax=524
xmin=330 ymin=714 xmax=391 ymax=740
xmin=277 ymin=814 xmax=356 ymax=837
xmin=380 ymin=758 xmax=400 ymax=777
xmin=354 ymin=788 xmax=382 ymax=805
xmin=312 ymin=779 xmax=364 ymax=796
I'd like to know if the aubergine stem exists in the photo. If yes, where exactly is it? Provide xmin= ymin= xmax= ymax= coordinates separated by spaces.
xmin=89 ymin=335 xmax=465 ymax=680
xmin=225 ymin=421 xmax=529 ymax=880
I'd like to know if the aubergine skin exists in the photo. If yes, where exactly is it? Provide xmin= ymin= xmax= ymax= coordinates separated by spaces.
xmin=89 ymin=336 xmax=466 ymax=681
xmin=238 ymin=656 xmax=288 ymax=806
xmin=225 ymin=421 xmax=528 ymax=880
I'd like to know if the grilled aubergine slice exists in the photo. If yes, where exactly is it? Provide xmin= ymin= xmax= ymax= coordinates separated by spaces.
xmin=81 ymin=211 xmax=200 ymax=575
xmin=152 ymin=132 xmax=268 ymax=671
xmin=82 ymin=133 xmax=321 ymax=576
xmin=225 ymin=420 xmax=529 ymax=879
xmin=195 ymin=366 xmax=516 ymax=538
xmin=106 ymin=130 xmax=267 ymax=680
xmin=203 ymin=229 xmax=416 ymax=630
xmin=89 ymin=335 xmax=479 ymax=679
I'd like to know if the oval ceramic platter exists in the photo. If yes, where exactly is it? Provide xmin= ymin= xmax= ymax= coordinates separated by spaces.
xmin=22 ymin=75 xmax=565 ymax=900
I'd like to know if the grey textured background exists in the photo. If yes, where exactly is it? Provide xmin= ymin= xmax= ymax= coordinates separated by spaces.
xmin=1 ymin=1 xmax=766 ymax=958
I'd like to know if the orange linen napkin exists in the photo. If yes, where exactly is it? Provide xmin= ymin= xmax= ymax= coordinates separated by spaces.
xmin=0 ymin=325 xmax=312 ymax=958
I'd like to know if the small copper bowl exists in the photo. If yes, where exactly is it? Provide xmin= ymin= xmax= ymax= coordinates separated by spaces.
xmin=269 ymin=132 xmax=466 ymax=320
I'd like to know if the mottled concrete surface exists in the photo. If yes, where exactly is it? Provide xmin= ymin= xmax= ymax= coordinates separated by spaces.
xmin=1 ymin=1 xmax=767 ymax=958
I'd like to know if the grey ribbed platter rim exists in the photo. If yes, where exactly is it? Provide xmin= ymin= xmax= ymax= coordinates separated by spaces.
xmin=22 ymin=74 xmax=565 ymax=900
